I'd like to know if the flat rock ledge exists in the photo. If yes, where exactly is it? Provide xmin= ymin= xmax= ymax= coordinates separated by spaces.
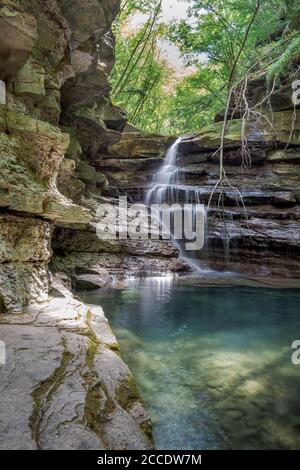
xmin=0 ymin=283 xmax=153 ymax=450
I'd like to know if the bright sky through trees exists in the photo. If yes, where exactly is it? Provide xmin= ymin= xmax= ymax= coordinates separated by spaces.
xmin=112 ymin=0 xmax=300 ymax=135
xmin=131 ymin=0 xmax=192 ymax=74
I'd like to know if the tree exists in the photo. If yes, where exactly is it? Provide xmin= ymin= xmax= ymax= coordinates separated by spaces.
xmin=111 ymin=0 xmax=300 ymax=135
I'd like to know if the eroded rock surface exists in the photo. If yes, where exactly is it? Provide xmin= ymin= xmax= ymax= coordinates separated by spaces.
xmin=0 ymin=284 xmax=153 ymax=449
xmin=0 ymin=0 xmax=181 ymax=313
xmin=101 ymin=77 xmax=300 ymax=278
xmin=0 ymin=0 xmax=163 ymax=451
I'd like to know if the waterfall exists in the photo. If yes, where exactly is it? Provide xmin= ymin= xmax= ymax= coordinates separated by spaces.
xmin=146 ymin=137 xmax=207 ymax=272
xmin=146 ymin=138 xmax=202 ymax=206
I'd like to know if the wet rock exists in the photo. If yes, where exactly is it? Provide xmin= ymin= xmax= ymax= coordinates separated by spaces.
xmin=0 ymin=289 xmax=153 ymax=449
xmin=108 ymin=133 xmax=175 ymax=159
xmin=75 ymin=271 xmax=111 ymax=290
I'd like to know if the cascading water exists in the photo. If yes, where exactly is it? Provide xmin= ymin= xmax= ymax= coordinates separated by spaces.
xmin=146 ymin=138 xmax=203 ymax=206
xmin=146 ymin=137 xmax=207 ymax=272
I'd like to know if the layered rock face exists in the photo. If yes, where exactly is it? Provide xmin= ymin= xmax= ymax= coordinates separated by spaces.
xmin=0 ymin=0 xmax=182 ymax=313
xmin=177 ymin=75 xmax=300 ymax=277
xmin=102 ymin=75 xmax=300 ymax=278
xmin=0 ymin=0 xmax=158 ymax=450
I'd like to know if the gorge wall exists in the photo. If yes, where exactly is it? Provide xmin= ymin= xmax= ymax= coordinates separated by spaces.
xmin=0 ymin=0 xmax=299 ymax=451
xmin=102 ymin=75 xmax=300 ymax=279
xmin=1 ymin=0 xmax=299 ymax=312
xmin=0 ymin=0 xmax=183 ymax=315
xmin=0 ymin=0 xmax=158 ymax=450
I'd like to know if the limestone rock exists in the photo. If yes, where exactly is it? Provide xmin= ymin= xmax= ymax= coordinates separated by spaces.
xmin=42 ymin=197 xmax=91 ymax=224
xmin=272 ymin=191 xmax=297 ymax=206
xmin=77 ymin=160 xmax=96 ymax=185
xmin=108 ymin=133 xmax=175 ymax=159
xmin=182 ymin=109 xmax=300 ymax=151
xmin=267 ymin=148 xmax=300 ymax=163
xmin=62 ymin=104 xmax=123 ymax=157
xmin=0 ymin=214 xmax=51 ymax=263
xmin=14 ymin=60 xmax=46 ymax=102
xmin=95 ymin=172 xmax=108 ymax=190
xmin=0 ymin=290 xmax=153 ymax=449
xmin=53 ymin=251 xmax=188 ymax=279
xmin=65 ymin=130 xmax=82 ymax=162
xmin=57 ymin=158 xmax=86 ymax=201
xmin=215 ymin=74 xmax=300 ymax=122
xmin=75 ymin=271 xmax=111 ymax=290
xmin=0 ymin=262 xmax=50 ymax=313
xmin=61 ymin=70 xmax=111 ymax=110
xmin=58 ymin=0 xmax=120 ymax=48
xmin=0 ymin=3 xmax=38 ymax=78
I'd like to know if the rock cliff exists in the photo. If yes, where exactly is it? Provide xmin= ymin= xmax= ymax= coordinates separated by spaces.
xmin=0 ymin=0 xmax=155 ymax=450
xmin=0 ymin=0 xmax=300 ymax=451
xmin=102 ymin=74 xmax=300 ymax=279
xmin=0 ymin=0 xmax=181 ymax=314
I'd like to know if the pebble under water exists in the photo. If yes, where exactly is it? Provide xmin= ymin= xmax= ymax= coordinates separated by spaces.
xmin=82 ymin=279 xmax=300 ymax=450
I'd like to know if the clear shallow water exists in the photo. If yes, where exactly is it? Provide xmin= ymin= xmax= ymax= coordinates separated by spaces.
xmin=82 ymin=279 xmax=300 ymax=450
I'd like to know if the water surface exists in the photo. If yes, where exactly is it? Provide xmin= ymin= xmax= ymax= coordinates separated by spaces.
xmin=82 ymin=279 xmax=300 ymax=450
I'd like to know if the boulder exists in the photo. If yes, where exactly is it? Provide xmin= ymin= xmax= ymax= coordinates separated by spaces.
xmin=75 ymin=271 xmax=111 ymax=290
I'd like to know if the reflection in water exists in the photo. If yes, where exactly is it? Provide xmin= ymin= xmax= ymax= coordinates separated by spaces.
xmin=83 ymin=280 xmax=300 ymax=450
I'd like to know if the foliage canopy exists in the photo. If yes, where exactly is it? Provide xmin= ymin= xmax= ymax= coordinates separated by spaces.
xmin=111 ymin=0 xmax=300 ymax=135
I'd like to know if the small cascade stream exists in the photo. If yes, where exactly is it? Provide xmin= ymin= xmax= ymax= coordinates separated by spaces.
xmin=146 ymin=138 xmax=208 ymax=272
xmin=146 ymin=137 xmax=203 ymax=206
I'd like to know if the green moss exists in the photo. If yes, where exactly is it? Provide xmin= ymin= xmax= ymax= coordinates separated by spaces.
xmin=108 ymin=342 xmax=120 ymax=352
xmin=29 ymin=338 xmax=73 ymax=449
xmin=116 ymin=377 xmax=154 ymax=446
xmin=267 ymin=34 xmax=300 ymax=84
xmin=115 ymin=377 xmax=140 ymax=412
xmin=85 ymin=337 xmax=99 ymax=368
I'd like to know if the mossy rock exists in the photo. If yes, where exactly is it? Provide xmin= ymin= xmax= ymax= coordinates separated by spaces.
xmin=14 ymin=60 xmax=46 ymax=102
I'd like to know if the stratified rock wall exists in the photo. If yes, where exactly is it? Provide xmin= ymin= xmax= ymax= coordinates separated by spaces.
xmin=99 ymin=75 xmax=300 ymax=278
xmin=0 ymin=0 xmax=182 ymax=312
xmin=0 ymin=0 xmax=111 ymax=312
xmin=0 ymin=0 xmax=155 ymax=450
xmin=176 ymin=74 xmax=300 ymax=277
